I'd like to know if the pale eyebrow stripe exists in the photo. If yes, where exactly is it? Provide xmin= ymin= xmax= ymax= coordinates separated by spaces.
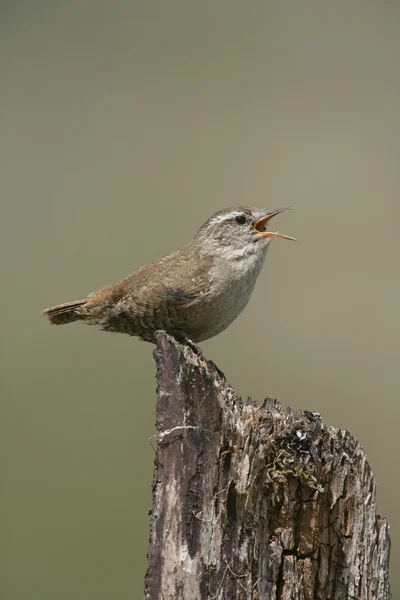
xmin=210 ymin=212 xmax=240 ymax=225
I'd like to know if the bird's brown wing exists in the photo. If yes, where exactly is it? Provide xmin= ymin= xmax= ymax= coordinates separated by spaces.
xmin=160 ymin=249 xmax=215 ymax=308
xmin=89 ymin=248 xmax=214 ymax=316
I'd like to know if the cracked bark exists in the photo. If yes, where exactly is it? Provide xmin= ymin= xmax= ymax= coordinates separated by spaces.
xmin=144 ymin=332 xmax=391 ymax=600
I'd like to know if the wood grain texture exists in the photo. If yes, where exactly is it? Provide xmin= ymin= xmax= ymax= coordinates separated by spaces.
xmin=145 ymin=332 xmax=391 ymax=600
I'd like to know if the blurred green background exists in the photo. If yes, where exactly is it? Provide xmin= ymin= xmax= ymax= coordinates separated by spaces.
xmin=1 ymin=1 xmax=399 ymax=598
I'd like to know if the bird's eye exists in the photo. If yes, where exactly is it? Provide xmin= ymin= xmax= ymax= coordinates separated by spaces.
xmin=235 ymin=215 xmax=246 ymax=225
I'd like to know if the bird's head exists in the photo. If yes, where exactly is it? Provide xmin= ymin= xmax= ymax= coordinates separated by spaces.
xmin=195 ymin=206 xmax=296 ymax=259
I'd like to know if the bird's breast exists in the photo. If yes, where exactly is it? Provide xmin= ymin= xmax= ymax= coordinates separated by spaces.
xmin=194 ymin=252 xmax=267 ymax=340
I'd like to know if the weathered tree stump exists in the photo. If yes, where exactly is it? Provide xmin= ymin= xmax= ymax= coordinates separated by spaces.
xmin=144 ymin=332 xmax=391 ymax=600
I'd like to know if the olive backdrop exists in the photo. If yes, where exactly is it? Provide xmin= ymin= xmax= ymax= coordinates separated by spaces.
xmin=1 ymin=1 xmax=399 ymax=598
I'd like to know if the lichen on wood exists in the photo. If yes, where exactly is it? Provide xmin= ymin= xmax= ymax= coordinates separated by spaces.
xmin=144 ymin=332 xmax=391 ymax=600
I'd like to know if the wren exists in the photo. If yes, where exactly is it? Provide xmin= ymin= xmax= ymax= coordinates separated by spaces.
xmin=43 ymin=207 xmax=296 ymax=343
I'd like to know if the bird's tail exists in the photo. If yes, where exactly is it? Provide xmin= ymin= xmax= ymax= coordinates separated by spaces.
xmin=42 ymin=299 xmax=87 ymax=325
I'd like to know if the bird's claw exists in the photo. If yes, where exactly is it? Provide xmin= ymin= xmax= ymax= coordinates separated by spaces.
xmin=173 ymin=331 xmax=226 ymax=381
xmin=172 ymin=331 xmax=203 ymax=357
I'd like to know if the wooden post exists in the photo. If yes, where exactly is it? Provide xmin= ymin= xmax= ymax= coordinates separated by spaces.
xmin=144 ymin=332 xmax=391 ymax=600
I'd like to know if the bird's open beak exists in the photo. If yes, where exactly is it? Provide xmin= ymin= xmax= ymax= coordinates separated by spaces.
xmin=254 ymin=207 xmax=297 ymax=241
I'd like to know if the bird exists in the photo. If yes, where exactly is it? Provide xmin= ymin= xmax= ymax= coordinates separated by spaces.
xmin=43 ymin=206 xmax=296 ymax=344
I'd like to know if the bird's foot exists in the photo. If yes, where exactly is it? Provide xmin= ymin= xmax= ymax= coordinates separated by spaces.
xmin=173 ymin=331 xmax=226 ymax=381
xmin=172 ymin=331 xmax=204 ymax=357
